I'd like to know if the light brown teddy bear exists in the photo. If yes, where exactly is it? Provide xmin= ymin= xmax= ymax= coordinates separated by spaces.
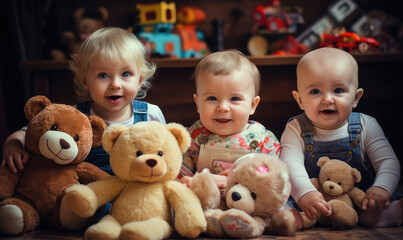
xmin=65 ymin=121 xmax=207 ymax=240
xmin=0 ymin=95 xmax=109 ymax=235
xmin=191 ymin=153 xmax=302 ymax=238
xmin=309 ymin=156 xmax=365 ymax=228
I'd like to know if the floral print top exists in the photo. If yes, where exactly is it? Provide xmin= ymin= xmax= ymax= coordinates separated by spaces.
xmin=178 ymin=120 xmax=281 ymax=178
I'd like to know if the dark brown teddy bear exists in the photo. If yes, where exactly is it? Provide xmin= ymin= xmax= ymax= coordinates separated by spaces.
xmin=0 ymin=95 xmax=109 ymax=235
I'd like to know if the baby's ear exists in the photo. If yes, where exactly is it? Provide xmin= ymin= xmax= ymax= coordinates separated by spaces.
xmin=250 ymin=96 xmax=260 ymax=115
xmin=292 ymin=90 xmax=304 ymax=110
xmin=353 ymin=88 xmax=364 ymax=108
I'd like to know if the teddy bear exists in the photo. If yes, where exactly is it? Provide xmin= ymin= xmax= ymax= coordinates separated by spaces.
xmin=0 ymin=95 xmax=109 ymax=235
xmin=65 ymin=121 xmax=207 ymax=240
xmin=191 ymin=153 xmax=303 ymax=238
xmin=309 ymin=156 xmax=366 ymax=229
xmin=50 ymin=7 xmax=109 ymax=60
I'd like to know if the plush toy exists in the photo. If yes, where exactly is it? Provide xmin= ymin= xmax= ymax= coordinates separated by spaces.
xmin=310 ymin=156 xmax=365 ymax=228
xmin=0 ymin=95 xmax=109 ymax=235
xmin=51 ymin=7 xmax=109 ymax=60
xmin=191 ymin=153 xmax=302 ymax=238
xmin=65 ymin=121 xmax=207 ymax=240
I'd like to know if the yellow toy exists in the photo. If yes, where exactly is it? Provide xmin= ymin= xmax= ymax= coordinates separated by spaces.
xmin=65 ymin=121 xmax=206 ymax=240
xmin=310 ymin=156 xmax=365 ymax=228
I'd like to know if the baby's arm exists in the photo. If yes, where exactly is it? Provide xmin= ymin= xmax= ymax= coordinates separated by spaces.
xmin=362 ymin=186 xmax=391 ymax=210
xmin=361 ymin=115 xmax=400 ymax=209
xmin=1 ymin=130 xmax=29 ymax=173
xmin=298 ymin=191 xmax=331 ymax=221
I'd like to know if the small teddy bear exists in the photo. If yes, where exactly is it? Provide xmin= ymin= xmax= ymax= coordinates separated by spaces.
xmin=191 ymin=153 xmax=301 ymax=238
xmin=310 ymin=156 xmax=365 ymax=228
xmin=65 ymin=121 xmax=207 ymax=240
xmin=0 ymin=95 xmax=108 ymax=235
xmin=51 ymin=7 xmax=109 ymax=60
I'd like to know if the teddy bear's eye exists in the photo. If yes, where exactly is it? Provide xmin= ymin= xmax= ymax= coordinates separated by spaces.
xmin=73 ymin=135 xmax=79 ymax=142
xmin=327 ymin=178 xmax=330 ymax=181
xmin=136 ymin=151 xmax=143 ymax=157
xmin=50 ymin=125 xmax=58 ymax=131
xmin=157 ymin=151 xmax=163 ymax=156
xmin=338 ymin=182 xmax=341 ymax=185
xmin=251 ymin=192 xmax=257 ymax=200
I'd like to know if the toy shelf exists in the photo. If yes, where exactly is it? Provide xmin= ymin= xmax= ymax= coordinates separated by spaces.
xmin=20 ymin=52 xmax=403 ymax=70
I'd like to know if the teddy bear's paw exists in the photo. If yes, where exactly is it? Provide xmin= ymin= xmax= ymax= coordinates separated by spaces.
xmin=59 ymin=194 xmax=88 ymax=230
xmin=0 ymin=204 xmax=24 ymax=235
xmin=119 ymin=218 xmax=171 ymax=240
xmin=85 ymin=215 xmax=121 ymax=240
xmin=221 ymin=214 xmax=258 ymax=238
xmin=205 ymin=215 xmax=225 ymax=237
xmin=65 ymin=184 xmax=98 ymax=217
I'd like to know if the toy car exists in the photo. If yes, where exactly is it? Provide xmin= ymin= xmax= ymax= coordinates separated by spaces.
xmin=318 ymin=32 xmax=380 ymax=53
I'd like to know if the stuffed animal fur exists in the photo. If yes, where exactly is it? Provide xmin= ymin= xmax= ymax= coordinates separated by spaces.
xmin=309 ymin=156 xmax=365 ymax=228
xmin=50 ymin=7 xmax=108 ymax=60
xmin=65 ymin=121 xmax=207 ymax=240
xmin=191 ymin=153 xmax=302 ymax=237
xmin=0 ymin=95 xmax=109 ymax=235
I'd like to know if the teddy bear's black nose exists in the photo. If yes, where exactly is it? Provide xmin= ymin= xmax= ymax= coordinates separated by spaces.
xmin=60 ymin=139 xmax=70 ymax=149
xmin=231 ymin=192 xmax=241 ymax=201
xmin=146 ymin=159 xmax=157 ymax=168
xmin=329 ymin=185 xmax=334 ymax=190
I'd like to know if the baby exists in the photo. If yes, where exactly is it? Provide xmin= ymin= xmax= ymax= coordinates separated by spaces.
xmin=179 ymin=49 xmax=281 ymax=190
xmin=280 ymin=47 xmax=401 ymax=227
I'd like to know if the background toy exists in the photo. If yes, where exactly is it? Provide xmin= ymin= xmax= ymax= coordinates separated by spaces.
xmin=191 ymin=153 xmax=303 ymax=238
xmin=319 ymin=28 xmax=380 ymax=53
xmin=65 ymin=121 xmax=206 ymax=240
xmin=0 ymin=95 xmax=108 ymax=235
xmin=174 ymin=6 xmax=209 ymax=58
xmin=309 ymin=156 xmax=365 ymax=229
xmin=248 ymin=0 xmax=304 ymax=56
xmin=50 ymin=7 xmax=109 ymax=60
xmin=135 ymin=1 xmax=182 ymax=58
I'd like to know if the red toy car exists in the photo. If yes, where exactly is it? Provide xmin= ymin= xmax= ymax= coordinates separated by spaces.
xmin=319 ymin=32 xmax=380 ymax=53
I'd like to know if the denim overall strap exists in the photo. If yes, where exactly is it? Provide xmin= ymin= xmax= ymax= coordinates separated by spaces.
xmin=132 ymin=100 xmax=148 ymax=123
xmin=76 ymin=101 xmax=113 ymax=175
xmin=76 ymin=101 xmax=92 ymax=116
xmin=348 ymin=112 xmax=361 ymax=148
xmin=295 ymin=113 xmax=315 ymax=152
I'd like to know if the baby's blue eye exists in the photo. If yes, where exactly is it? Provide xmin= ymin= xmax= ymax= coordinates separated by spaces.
xmin=98 ymin=73 xmax=108 ymax=79
xmin=310 ymin=89 xmax=320 ymax=94
xmin=207 ymin=96 xmax=217 ymax=101
xmin=334 ymin=88 xmax=344 ymax=94
xmin=122 ymin=71 xmax=131 ymax=78
xmin=231 ymin=97 xmax=240 ymax=101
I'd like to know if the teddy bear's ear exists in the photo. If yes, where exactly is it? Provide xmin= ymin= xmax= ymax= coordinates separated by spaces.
xmin=102 ymin=124 xmax=128 ymax=153
xmin=98 ymin=7 xmax=109 ymax=22
xmin=166 ymin=123 xmax=191 ymax=153
xmin=88 ymin=116 xmax=107 ymax=147
xmin=317 ymin=156 xmax=330 ymax=167
xmin=352 ymin=168 xmax=362 ymax=183
xmin=24 ymin=95 xmax=52 ymax=121
xmin=74 ymin=7 xmax=85 ymax=22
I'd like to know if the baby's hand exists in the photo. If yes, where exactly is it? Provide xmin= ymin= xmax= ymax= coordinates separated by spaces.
xmin=298 ymin=191 xmax=331 ymax=221
xmin=180 ymin=176 xmax=193 ymax=188
xmin=362 ymin=186 xmax=391 ymax=210
xmin=1 ymin=140 xmax=29 ymax=173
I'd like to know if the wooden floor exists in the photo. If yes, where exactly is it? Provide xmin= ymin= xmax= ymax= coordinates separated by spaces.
xmin=1 ymin=226 xmax=402 ymax=240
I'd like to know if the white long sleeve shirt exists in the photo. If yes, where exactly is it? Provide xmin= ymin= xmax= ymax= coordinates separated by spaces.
xmin=280 ymin=113 xmax=400 ymax=202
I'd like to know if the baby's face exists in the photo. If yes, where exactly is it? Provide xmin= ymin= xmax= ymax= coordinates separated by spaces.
xmin=293 ymin=57 xmax=362 ymax=130
xmin=194 ymin=68 xmax=259 ymax=136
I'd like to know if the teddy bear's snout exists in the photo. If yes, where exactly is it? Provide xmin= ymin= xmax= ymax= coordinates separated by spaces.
xmin=39 ymin=131 xmax=79 ymax=165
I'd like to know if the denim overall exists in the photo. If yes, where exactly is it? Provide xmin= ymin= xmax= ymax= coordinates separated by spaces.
xmin=297 ymin=112 xmax=375 ymax=191
xmin=288 ymin=112 xmax=376 ymax=210
xmin=77 ymin=100 xmax=148 ymax=175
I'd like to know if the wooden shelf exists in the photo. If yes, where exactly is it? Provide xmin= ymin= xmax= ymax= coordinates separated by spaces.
xmin=20 ymin=52 xmax=403 ymax=71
